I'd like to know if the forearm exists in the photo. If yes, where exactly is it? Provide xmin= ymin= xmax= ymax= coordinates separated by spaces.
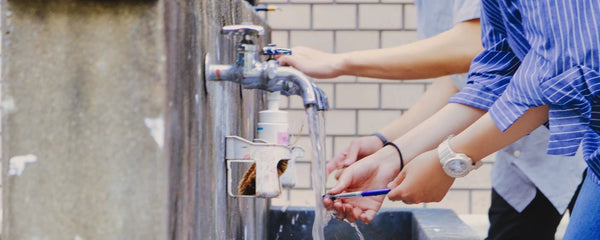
xmin=378 ymin=77 xmax=459 ymax=140
xmin=372 ymin=103 xmax=486 ymax=171
xmin=339 ymin=19 xmax=482 ymax=80
xmin=452 ymin=105 xmax=549 ymax=161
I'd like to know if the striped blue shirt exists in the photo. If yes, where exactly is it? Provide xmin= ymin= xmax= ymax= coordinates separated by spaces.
xmin=449 ymin=0 xmax=600 ymax=180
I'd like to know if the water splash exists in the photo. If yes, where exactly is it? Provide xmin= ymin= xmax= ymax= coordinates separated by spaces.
xmin=306 ymin=105 xmax=366 ymax=239
xmin=305 ymin=106 xmax=330 ymax=240
xmin=349 ymin=222 xmax=365 ymax=240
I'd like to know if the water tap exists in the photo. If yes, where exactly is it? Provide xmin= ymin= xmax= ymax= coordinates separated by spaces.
xmin=206 ymin=23 xmax=329 ymax=111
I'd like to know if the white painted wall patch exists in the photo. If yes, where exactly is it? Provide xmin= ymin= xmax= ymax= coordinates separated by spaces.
xmin=8 ymin=154 xmax=38 ymax=176
xmin=144 ymin=117 xmax=164 ymax=149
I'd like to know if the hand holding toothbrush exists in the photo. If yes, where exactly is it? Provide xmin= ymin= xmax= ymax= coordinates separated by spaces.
xmin=323 ymin=147 xmax=401 ymax=223
xmin=323 ymin=188 xmax=390 ymax=201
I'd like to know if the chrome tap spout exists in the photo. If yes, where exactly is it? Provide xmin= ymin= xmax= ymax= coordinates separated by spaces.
xmin=272 ymin=66 xmax=329 ymax=111
xmin=206 ymin=23 xmax=329 ymax=110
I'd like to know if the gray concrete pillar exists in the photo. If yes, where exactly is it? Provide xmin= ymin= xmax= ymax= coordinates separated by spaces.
xmin=1 ymin=0 xmax=268 ymax=239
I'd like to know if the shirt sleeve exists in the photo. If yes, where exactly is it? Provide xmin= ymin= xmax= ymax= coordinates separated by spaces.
xmin=485 ymin=1 xmax=600 ymax=158
xmin=448 ymin=0 xmax=521 ymax=111
xmin=447 ymin=0 xmax=481 ymax=90
xmin=453 ymin=0 xmax=481 ymax=24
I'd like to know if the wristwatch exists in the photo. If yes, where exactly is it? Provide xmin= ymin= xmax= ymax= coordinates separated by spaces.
xmin=437 ymin=135 xmax=482 ymax=178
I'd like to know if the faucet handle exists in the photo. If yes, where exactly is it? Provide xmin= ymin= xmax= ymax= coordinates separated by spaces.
xmin=222 ymin=23 xmax=265 ymax=36
xmin=262 ymin=44 xmax=292 ymax=56
xmin=262 ymin=44 xmax=292 ymax=61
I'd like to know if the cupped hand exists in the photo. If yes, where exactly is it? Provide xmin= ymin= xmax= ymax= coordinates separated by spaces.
xmin=277 ymin=46 xmax=344 ymax=79
xmin=386 ymin=149 xmax=454 ymax=204
xmin=326 ymin=135 xmax=383 ymax=175
xmin=322 ymin=149 xmax=399 ymax=223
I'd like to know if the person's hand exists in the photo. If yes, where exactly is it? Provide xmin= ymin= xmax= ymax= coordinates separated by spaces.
xmin=277 ymin=46 xmax=344 ymax=79
xmin=326 ymin=135 xmax=383 ymax=175
xmin=322 ymin=149 xmax=399 ymax=223
xmin=386 ymin=149 xmax=454 ymax=204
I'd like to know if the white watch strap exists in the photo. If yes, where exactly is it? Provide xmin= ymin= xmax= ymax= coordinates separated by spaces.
xmin=438 ymin=135 xmax=455 ymax=165
xmin=438 ymin=135 xmax=480 ymax=177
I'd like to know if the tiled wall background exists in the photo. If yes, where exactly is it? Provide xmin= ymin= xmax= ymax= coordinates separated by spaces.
xmin=258 ymin=0 xmax=494 ymax=215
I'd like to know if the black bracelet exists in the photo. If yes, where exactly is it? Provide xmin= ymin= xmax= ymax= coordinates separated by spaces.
xmin=384 ymin=142 xmax=404 ymax=171
xmin=372 ymin=132 xmax=389 ymax=145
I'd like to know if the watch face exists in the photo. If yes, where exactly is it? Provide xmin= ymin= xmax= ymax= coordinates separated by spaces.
xmin=444 ymin=158 xmax=469 ymax=177
xmin=448 ymin=159 xmax=467 ymax=172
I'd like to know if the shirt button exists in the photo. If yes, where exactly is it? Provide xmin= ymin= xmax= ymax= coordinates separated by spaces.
xmin=513 ymin=150 xmax=521 ymax=158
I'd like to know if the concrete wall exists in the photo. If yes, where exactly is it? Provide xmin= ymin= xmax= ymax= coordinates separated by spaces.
xmin=1 ymin=0 xmax=267 ymax=239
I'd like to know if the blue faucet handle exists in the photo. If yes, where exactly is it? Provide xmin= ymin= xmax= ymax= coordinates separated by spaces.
xmin=262 ymin=44 xmax=292 ymax=57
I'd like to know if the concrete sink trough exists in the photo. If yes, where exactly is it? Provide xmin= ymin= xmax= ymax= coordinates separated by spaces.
xmin=268 ymin=206 xmax=480 ymax=240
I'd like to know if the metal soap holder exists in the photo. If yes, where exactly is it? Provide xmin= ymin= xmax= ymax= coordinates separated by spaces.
xmin=226 ymin=136 xmax=304 ymax=198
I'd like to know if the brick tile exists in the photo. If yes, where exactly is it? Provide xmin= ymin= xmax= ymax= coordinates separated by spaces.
xmin=279 ymin=94 xmax=290 ymax=109
xmin=260 ymin=0 xmax=288 ymax=3
xmin=316 ymin=75 xmax=357 ymax=83
xmin=426 ymin=190 xmax=470 ymax=214
xmin=359 ymin=4 xmax=403 ymax=29
xmin=289 ymin=189 xmax=318 ymax=206
xmin=337 ymin=0 xmax=378 ymax=2
xmin=290 ymin=30 xmax=334 ymax=53
xmin=267 ymin=4 xmax=311 ymax=30
xmin=471 ymin=190 xmax=492 ymax=214
xmin=288 ymin=95 xmax=305 ymax=109
xmin=335 ymin=83 xmax=379 ymax=109
xmin=382 ymin=0 xmax=413 ymax=2
xmin=291 ymin=137 xmax=312 ymax=159
xmin=358 ymin=110 xmax=402 ymax=135
xmin=356 ymin=76 xmax=396 ymax=83
xmin=404 ymin=4 xmax=417 ymax=29
xmin=293 ymin=161 xmax=312 ymax=188
xmin=318 ymin=83 xmax=335 ymax=110
xmin=381 ymin=30 xmax=418 ymax=48
xmin=380 ymin=83 xmax=425 ymax=109
xmin=292 ymin=0 xmax=332 ymax=2
xmin=291 ymin=136 xmax=334 ymax=162
xmin=408 ymin=78 xmax=434 ymax=84
xmin=324 ymin=110 xmax=356 ymax=135
xmin=335 ymin=31 xmax=379 ymax=52
xmin=271 ymin=30 xmax=289 ymax=48
xmin=332 ymin=136 xmax=358 ymax=158
xmin=288 ymin=110 xmax=309 ymax=135
xmin=270 ymin=196 xmax=288 ymax=207
xmin=313 ymin=4 xmax=357 ymax=29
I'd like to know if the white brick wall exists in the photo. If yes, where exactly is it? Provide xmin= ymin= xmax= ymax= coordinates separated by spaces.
xmin=335 ymin=84 xmax=379 ymax=108
xmin=290 ymin=31 xmax=334 ymax=52
xmin=381 ymin=83 xmax=425 ymax=109
xmin=335 ymin=31 xmax=379 ymax=52
xmin=357 ymin=110 xmax=402 ymax=134
xmin=381 ymin=30 xmax=419 ymax=47
xmin=267 ymin=5 xmax=311 ymax=29
xmin=358 ymin=4 xmax=403 ymax=29
xmin=262 ymin=0 xmax=493 ymax=215
xmin=313 ymin=4 xmax=357 ymax=29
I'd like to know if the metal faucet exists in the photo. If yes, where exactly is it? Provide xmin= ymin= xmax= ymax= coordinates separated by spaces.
xmin=206 ymin=23 xmax=329 ymax=111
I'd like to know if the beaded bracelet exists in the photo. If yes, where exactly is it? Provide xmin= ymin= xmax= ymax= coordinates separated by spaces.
xmin=384 ymin=141 xmax=404 ymax=172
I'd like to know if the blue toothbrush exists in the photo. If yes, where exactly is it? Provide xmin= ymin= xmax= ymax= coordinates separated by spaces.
xmin=322 ymin=188 xmax=391 ymax=200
